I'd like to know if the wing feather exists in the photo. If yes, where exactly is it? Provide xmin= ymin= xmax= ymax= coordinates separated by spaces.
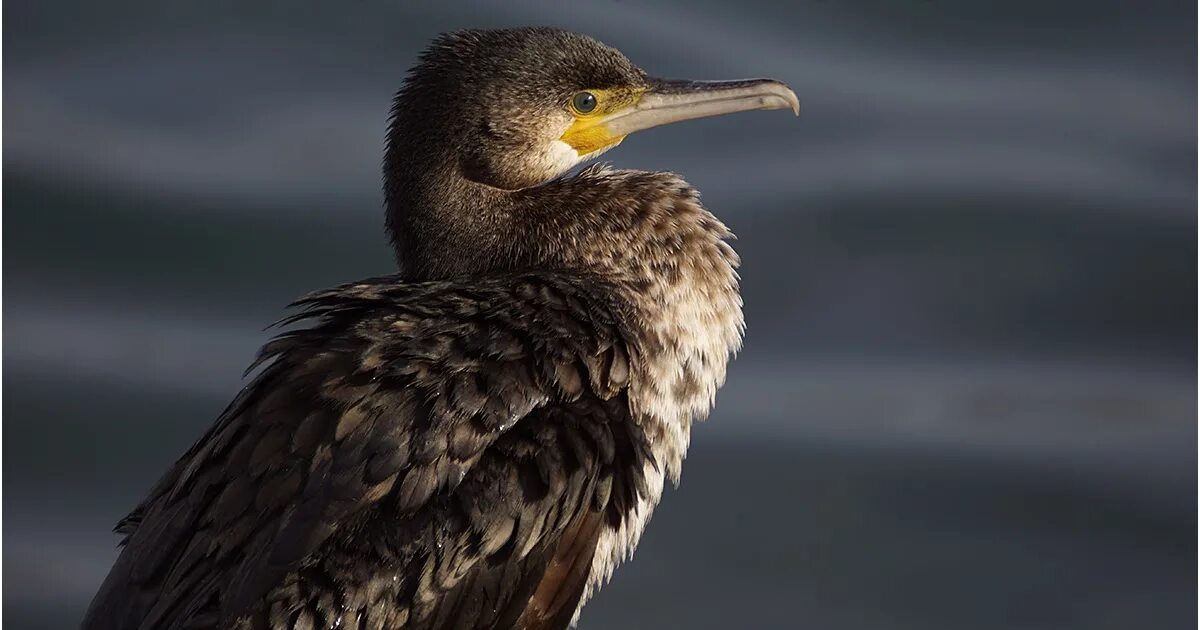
xmin=82 ymin=272 xmax=652 ymax=630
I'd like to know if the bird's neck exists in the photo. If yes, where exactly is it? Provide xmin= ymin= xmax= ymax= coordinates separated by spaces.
xmin=386 ymin=158 xmax=728 ymax=287
xmin=383 ymin=149 xmax=495 ymax=278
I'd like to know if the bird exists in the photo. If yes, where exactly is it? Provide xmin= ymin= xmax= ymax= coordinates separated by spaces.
xmin=82 ymin=26 xmax=798 ymax=630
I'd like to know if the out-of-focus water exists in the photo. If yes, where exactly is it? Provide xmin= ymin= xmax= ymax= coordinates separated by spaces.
xmin=4 ymin=1 xmax=1195 ymax=628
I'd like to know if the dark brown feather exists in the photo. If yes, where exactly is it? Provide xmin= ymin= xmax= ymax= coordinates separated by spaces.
xmin=514 ymin=506 xmax=605 ymax=630
xmin=82 ymin=272 xmax=654 ymax=630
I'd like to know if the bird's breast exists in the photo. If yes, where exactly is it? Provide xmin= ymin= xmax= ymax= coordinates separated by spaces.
xmin=580 ymin=189 xmax=745 ymax=610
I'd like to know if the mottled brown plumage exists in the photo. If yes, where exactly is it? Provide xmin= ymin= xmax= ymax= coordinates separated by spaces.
xmin=83 ymin=26 xmax=797 ymax=630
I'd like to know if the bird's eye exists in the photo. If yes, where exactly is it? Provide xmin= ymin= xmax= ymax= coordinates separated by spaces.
xmin=571 ymin=91 xmax=598 ymax=114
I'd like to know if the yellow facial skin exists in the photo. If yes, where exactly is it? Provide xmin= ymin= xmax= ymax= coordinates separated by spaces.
xmin=559 ymin=87 xmax=646 ymax=155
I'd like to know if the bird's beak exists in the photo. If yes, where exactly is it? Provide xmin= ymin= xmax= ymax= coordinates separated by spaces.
xmin=560 ymin=78 xmax=798 ymax=156
xmin=605 ymin=78 xmax=799 ymax=137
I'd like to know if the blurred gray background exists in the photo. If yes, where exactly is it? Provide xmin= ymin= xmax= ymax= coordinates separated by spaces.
xmin=4 ymin=1 xmax=1196 ymax=628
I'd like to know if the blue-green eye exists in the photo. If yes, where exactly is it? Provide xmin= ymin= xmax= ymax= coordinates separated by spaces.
xmin=571 ymin=91 xmax=598 ymax=114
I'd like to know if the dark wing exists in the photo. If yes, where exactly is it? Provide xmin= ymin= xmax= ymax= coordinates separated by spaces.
xmin=82 ymin=273 xmax=653 ymax=630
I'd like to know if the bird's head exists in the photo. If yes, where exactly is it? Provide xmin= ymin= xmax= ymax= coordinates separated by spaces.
xmin=386 ymin=27 xmax=799 ymax=191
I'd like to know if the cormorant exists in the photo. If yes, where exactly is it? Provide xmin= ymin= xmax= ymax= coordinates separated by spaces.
xmin=83 ymin=27 xmax=798 ymax=630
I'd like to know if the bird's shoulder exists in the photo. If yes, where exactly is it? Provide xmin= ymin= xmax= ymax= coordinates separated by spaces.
xmin=84 ymin=271 xmax=645 ymax=630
